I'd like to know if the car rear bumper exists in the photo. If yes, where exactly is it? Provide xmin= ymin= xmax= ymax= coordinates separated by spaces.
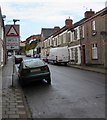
xmin=19 ymin=72 xmax=50 ymax=82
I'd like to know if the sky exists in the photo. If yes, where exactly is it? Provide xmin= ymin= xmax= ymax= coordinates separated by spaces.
xmin=0 ymin=0 xmax=106 ymax=41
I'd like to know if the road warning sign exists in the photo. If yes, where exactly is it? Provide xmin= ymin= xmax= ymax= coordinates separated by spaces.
xmin=5 ymin=25 xmax=20 ymax=50
xmin=6 ymin=25 xmax=19 ymax=37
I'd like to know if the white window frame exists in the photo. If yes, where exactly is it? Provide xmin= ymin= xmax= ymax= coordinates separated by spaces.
xmin=77 ymin=26 xmax=80 ymax=40
xmin=53 ymin=38 xmax=57 ymax=47
xmin=58 ymin=35 xmax=61 ymax=45
xmin=48 ymin=38 xmax=50 ymax=47
xmin=92 ymin=43 xmax=98 ymax=59
xmin=82 ymin=26 xmax=84 ymax=38
xmin=50 ymin=37 xmax=53 ymax=46
xmin=61 ymin=31 xmax=67 ymax=44
xmin=92 ymin=20 xmax=96 ymax=31
xmin=72 ymin=32 xmax=74 ymax=42
xmin=56 ymin=36 xmax=58 ymax=46
xmin=70 ymin=48 xmax=75 ymax=60
xmin=67 ymin=31 xmax=71 ymax=43
xmin=63 ymin=33 xmax=66 ymax=43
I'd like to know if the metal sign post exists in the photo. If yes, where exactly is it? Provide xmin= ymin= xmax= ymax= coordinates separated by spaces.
xmin=12 ymin=50 xmax=15 ymax=87
xmin=5 ymin=22 xmax=20 ymax=87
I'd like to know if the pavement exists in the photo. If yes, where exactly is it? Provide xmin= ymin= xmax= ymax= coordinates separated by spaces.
xmin=0 ymin=56 xmax=106 ymax=119
xmin=1 ymin=57 xmax=32 ymax=119
xmin=68 ymin=63 xmax=106 ymax=74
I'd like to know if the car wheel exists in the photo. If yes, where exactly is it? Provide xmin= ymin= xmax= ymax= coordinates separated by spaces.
xmin=64 ymin=62 xmax=67 ymax=66
xmin=47 ymin=77 xmax=51 ymax=85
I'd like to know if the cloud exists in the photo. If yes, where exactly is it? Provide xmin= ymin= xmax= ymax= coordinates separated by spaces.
xmin=0 ymin=0 xmax=106 ymax=40
xmin=1 ymin=0 xmax=106 ymax=20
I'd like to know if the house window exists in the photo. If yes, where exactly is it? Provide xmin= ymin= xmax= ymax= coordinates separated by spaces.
xmin=54 ymin=38 xmax=56 ymax=46
xmin=77 ymin=27 xmax=80 ymax=40
xmin=59 ymin=35 xmax=61 ymax=45
xmin=63 ymin=33 xmax=67 ymax=43
xmin=50 ymin=38 xmax=53 ymax=46
xmin=61 ymin=35 xmax=63 ymax=44
xmin=48 ymin=39 xmax=50 ymax=46
xmin=82 ymin=26 xmax=84 ymax=38
xmin=92 ymin=43 xmax=98 ymax=59
xmin=92 ymin=20 xmax=96 ymax=31
xmin=74 ymin=29 xmax=77 ymax=40
xmin=67 ymin=32 xmax=71 ymax=43
xmin=92 ymin=20 xmax=97 ymax=35
xmin=53 ymin=38 xmax=55 ymax=47
xmin=55 ymin=38 xmax=57 ymax=46
xmin=72 ymin=32 xmax=74 ymax=41
xmin=70 ymin=48 xmax=75 ymax=61
xmin=75 ymin=48 xmax=78 ymax=62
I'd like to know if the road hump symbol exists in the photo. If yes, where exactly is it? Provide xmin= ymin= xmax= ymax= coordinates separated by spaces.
xmin=6 ymin=25 xmax=19 ymax=36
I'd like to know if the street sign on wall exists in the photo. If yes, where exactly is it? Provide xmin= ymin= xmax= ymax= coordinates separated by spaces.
xmin=5 ymin=24 xmax=20 ymax=50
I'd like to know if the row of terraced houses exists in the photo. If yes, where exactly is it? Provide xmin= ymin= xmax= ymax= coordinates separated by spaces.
xmin=0 ymin=6 xmax=107 ymax=68
xmin=38 ymin=7 xmax=107 ymax=68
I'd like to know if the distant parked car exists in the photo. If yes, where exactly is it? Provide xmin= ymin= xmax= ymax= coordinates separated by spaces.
xmin=41 ymin=56 xmax=48 ymax=63
xmin=15 ymin=56 xmax=23 ymax=64
xmin=18 ymin=58 xmax=51 ymax=85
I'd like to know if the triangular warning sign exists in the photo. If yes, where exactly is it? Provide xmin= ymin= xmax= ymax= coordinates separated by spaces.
xmin=6 ymin=25 xmax=19 ymax=36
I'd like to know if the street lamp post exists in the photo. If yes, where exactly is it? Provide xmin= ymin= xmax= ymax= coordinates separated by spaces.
xmin=13 ymin=19 xmax=20 ymax=25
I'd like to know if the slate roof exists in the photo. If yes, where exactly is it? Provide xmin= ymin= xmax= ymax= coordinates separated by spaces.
xmin=41 ymin=28 xmax=54 ymax=39
xmin=68 ymin=18 xmax=87 ymax=31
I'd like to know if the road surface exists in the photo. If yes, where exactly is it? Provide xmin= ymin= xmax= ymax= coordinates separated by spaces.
xmin=22 ymin=63 xmax=105 ymax=118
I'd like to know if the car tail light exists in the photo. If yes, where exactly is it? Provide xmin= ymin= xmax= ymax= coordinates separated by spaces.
xmin=41 ymin=66 xmax=49 ymax=71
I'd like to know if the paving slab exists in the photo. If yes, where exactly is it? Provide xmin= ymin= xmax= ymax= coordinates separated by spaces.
xmin=2 ymin=57 xmax=32 ymax=119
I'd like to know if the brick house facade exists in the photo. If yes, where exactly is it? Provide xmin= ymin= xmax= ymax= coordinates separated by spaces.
xmin=40 ymin=7 xmax=107 ymax=68
xmin=80 ymin=7 xmax=107 ymax=67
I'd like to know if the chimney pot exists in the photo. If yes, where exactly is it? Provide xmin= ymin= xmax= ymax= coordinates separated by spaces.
xmin=65 ymin=18 xmax=73 ymax=27
xmin=53 ymin=26 xmax=60 ymax=33
xmin=85 ymin=9 xmax=95 ymax=18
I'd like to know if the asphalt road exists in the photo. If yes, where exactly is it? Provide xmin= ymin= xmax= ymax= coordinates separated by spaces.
xmin=21 ymin=62 xmax=105 ymax=118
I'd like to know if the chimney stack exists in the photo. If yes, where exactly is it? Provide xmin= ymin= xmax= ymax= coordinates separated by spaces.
xmin=53 ymin=26 xmax=60 ymax=33
xmin=85 ymin=9 xmax=95 ymax=18
xmin=65 ymin=17 xmax=73 ymax=27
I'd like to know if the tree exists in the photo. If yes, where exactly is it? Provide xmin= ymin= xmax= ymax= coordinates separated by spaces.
xmin=30 ymin=40 xmax=38 ymax=49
